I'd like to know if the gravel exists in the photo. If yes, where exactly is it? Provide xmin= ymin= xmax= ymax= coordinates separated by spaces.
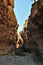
xmin=0 ymin=53 xmax=43 ymax=65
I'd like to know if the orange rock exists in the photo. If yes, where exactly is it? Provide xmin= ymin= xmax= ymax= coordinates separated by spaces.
xmin=9 ymin=0 xmax=14 ymax=8
xmin=0 ymin=0 xmax=18 ymax=55
xmin=3 ymin=0 xmax=8 ymax=7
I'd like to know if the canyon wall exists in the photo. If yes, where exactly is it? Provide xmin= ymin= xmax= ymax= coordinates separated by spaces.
xmin=27 ymin=0 xmax=43 ymax=59
xmin=0 ymin=0 xmax=18 ymax=55
xmin=20 ymin=0 xmax=43 ymax=59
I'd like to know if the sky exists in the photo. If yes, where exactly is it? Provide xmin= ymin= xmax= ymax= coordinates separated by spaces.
xmin=14 ymin=0 xmax=34 ymax=32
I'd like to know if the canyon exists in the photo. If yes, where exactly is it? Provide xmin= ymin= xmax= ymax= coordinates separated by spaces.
xmin=0 ymin=0 xmax=43 ymax=64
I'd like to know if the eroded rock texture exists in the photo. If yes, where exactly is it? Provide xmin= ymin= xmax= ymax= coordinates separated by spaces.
xmin=0 ymin=0 xmax=18 ymax=55
xmin=19 ymin=0 xmax=43 ymax=60
xmin=27 ymin=0 xmax=43 ymax=60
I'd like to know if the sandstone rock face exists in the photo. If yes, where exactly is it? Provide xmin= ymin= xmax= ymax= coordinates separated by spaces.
xmin=0 ymin=0 xmax=18 ymax=55
xmin=27 ymin=0 xmax=43 ymax=59
xmin=20 ymin=20 xmax=29 ymax=52
xmin=19 ymin=0 xmax=43 ymax=60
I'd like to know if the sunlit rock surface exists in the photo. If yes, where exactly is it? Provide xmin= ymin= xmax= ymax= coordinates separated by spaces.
xmin=0 ymin=0 xmax=18 ymax=55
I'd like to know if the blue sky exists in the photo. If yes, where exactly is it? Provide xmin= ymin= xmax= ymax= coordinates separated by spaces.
xmin=14 ymin=0 xmax=34 ymax=32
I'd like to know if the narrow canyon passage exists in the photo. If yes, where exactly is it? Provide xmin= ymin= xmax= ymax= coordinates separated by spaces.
xmin=14 ymin=0 xmax=43 ymax=63
xmin=0 ymin=0 xmax=43 ymax=65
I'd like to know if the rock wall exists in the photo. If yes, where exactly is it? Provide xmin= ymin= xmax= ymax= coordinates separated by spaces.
xmin=0 ymin=0 xmax=18 ymax=55
xmin=19 ymin=0 xmax=43 ymax=60
xmin=27 ymin=0 xmax=43 ymax=59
